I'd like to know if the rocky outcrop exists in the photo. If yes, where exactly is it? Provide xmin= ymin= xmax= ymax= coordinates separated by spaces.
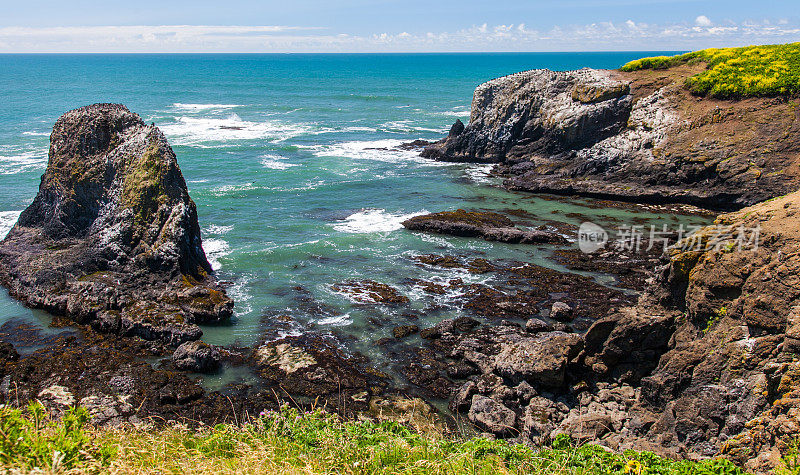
xmin=423 ymin=66 xmax=800 ymax=209
xmin=402 ymin=209 xmax=566 ymax=244
xmin=433 ymin=191 xmax=800 ymax=472
xmin=575 ymin=191 xmax=800 ymax=472
xmin=0 ymin=104 xmax=232 ymax=345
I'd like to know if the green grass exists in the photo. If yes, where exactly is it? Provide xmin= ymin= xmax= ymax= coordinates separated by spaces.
xmin=0 ymin=403 xmax=753 ymax=474
xmin=621 ymin=42 xmax=800 ymax=98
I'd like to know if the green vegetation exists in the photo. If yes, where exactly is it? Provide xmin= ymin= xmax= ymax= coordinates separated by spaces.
xmin=621 ymin=43 xmax=800 ymax=98
xmin=0 ymin=403 xmax=751 ymax=474
xmin=0 ymin=402 xmax=114 ymax=471
xmin=120 ymin=137 xmax=169 ymax=226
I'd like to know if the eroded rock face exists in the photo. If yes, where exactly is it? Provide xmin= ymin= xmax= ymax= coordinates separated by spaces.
xmin=578 ymin=191 xmax=800 ymax=472
xmin=0 ymin=104 xmax=232 ymax=345
xmin=423 ymin=66 xmax=800 ymax=209
xmin=422 ymin=69 xmax=632 ymax=163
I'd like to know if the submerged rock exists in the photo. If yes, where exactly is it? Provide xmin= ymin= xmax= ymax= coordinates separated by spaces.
xmin=402 ymin=209 xmax=566 ymax=244
xmin=0 ymin=104 xmax=232 ymax=345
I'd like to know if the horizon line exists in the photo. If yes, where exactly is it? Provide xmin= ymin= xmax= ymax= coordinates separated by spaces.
xmin=0 ymin=50 xmax=689 ymax=55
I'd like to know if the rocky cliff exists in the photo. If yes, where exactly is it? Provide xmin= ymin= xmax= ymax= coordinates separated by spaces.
xmin=436 ymin=190 xmax=800 ymax=472
xmin=423 ymin=65 xmax=800 ymax=210
xmin=0 ymin=104 xmax=232 ymax=345
xmin=595 ymin=190 xmax=800 ymax=471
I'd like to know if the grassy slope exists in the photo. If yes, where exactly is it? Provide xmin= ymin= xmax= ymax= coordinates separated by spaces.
xmin=621 ymin=42 xmax=800 ymax=98
xmin=0 ymin=403 xmax=756 ymax=474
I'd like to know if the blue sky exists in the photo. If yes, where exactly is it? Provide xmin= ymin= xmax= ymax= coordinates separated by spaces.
xmin=1 ymin=0 xmax=799 ymax=52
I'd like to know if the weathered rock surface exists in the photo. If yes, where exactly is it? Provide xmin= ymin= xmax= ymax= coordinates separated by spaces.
xmin=423 ymin=66 xmax=800 ymax=209
xmin=0 ymin=104 xmax=232 ymax=345
xmin=576 ymin=191 xmax=800 ymax=472
xmin=402 ymin=209 xmax=566 ymax=244
xmin=468 ymin=395 xmax=517 ymax=435
xmin=172 ymin=340 xmax=221 ymax=373
xmin=493 ymin=332 xmax=582 ymax=387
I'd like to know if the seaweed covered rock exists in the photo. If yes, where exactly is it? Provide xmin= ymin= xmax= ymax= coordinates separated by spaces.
xmin=0 ymin=104 xmax=232 ymax=345
xmin=402 ymin=209 xmax=566 ymax=244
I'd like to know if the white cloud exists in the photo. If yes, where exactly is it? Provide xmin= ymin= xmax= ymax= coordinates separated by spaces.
xmin=695 ymin=15 xmax=713 ymax=27
xmin=0 ymin=18 xmax=799 ymax=53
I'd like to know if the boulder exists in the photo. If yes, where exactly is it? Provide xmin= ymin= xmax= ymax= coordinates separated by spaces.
xmin=0 ymin=104 xmax=232 ymax=345
xmin=172 ymin=340 xmax=221 ymax=373
xmin=550 ymin=302 xmax=573 ymax=322
xmin=449 ymin=380 xmax=477 ymax=412
xmin=525 ymin=318 xmax=550 ymax=333
xmin=467 ymin=395 xmax=517 ymax=435
xmin=493 ymin=332 xmax=583 ymax=387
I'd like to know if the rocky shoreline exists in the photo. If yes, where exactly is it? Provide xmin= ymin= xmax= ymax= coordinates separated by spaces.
xmin=0 ymin=58 xmax=797 ymax=475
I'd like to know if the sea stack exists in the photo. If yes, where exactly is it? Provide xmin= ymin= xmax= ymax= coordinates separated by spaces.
xmin=0 ymin=104 xmax=232 ymax=345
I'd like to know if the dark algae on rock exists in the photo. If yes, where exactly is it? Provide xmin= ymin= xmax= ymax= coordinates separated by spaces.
xmin=402 ymin=209 xmax=567 ymax=244
xmin=0 ymin=104 xmax=233 ymax=345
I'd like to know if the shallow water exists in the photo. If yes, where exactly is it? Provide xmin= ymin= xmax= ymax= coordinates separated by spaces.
xmin=0 ymin=53 xmax=709 ymax=388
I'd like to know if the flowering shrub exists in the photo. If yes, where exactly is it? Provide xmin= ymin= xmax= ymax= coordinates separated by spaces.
xmin=621 ymin=43 xmax=800 ymax=98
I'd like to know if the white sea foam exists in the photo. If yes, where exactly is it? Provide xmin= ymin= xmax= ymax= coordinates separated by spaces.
xmin=332 ymin=208 xmax=427 ymax=234
xmin=206 ymin=224 xmax=234 ymax=235
xmin=380 ymin=120 xmax=448 ymax=134
xmin=316 ymin=313 xmax=352 ymax=327
xmin=203 ymin=238 xmax=230 ymax=271
xmin=260 ymin=154 xmax=300 ymax=170
xmin=172 ymin=103 xmax=243 ymax=111
xmin=0 ymin=211 xmax=22 ymax=239
xmin=311 ymin=139 xmax=450 ymax=166
xmin=439 ymin=106 xmax=471 ymax=118
xmin=464 ymin=164 xmax=498 ymax=184
xmin=0 ymin=150 xmax=47 ymax=175
xmin=22 ymin=131 xmax=50 ymax=137
xmin=210 ymin=183 xmax=258 ymax=196
xmin=227 ymin=274 xmax=255 ymax=317
xmin=159 ymin=114 xmax=312 ymax=146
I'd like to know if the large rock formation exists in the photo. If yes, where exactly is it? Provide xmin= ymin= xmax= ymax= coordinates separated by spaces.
xmin=436 ymin=189 xmax=800 ymax=472
xmin=423 ymin=66 xmax=800 ymax=210
xmin=0 ymin=104 xmax=232 ymax=345
xmin=576 ymin=191 xmax=800 ymax=471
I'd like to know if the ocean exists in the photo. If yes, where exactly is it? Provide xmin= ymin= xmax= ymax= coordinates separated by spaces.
xmin=0 ymin=53 xmax=703 ymax=387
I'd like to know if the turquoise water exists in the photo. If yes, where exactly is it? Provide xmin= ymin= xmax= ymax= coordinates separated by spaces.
xmin=0 ymin=53 xmax=703 ymax=384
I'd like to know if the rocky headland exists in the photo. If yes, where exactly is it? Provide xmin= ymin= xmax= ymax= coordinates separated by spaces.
xmin=422 ymin=65 xmax=800 ymax=210
xmin=408 ymin=50 xmax=800 ymax=472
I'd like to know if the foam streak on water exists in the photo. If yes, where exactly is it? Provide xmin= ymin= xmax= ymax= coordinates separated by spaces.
xmin=0 ymin=211 xmax=21 ymax=239
xmin=332 ymin=208 xmax=428 ymax=233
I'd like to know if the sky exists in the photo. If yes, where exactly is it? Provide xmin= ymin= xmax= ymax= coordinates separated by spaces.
xmin=1 ymin=0 xmax=799 ymax=53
